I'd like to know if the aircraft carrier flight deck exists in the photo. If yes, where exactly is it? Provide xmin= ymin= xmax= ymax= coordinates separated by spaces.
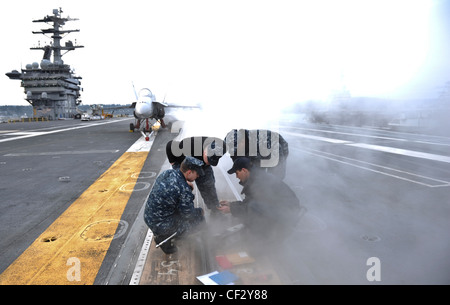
xmin=1 ymin=114 xmax=449 ymax=285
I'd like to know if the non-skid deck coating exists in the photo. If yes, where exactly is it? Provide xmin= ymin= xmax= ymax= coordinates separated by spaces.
xmin=2 ymin=118 xmax=450 ymax=284
xmin=0 ymin=150 xmax=149 ymax=284
xmin=0 ymin=127 xmax=157 ymax=285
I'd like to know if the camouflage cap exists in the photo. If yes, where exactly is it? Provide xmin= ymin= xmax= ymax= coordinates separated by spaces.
xmin=182 ymin=156 xmax=205 ymax=176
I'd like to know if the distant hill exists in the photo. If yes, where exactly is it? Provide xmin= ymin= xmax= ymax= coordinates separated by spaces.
xmin=0 ymin=104 xmax=133 ymax=120
xmin=0 ymin=105 xmax=33 ymax=119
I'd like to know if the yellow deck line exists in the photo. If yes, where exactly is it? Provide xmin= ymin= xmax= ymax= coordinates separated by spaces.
xmin=0 ymin=150 xmax=149 ymax=285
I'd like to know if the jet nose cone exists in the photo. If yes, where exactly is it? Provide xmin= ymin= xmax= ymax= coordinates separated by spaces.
xmin=135 ymin=102 xmax=153 ymax=118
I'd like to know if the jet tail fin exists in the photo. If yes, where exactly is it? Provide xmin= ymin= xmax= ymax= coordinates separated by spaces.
xmin=132 ymin=82 xmax=138 ymax=100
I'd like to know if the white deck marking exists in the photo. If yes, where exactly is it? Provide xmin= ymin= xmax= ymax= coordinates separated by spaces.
xmin=283 ymin=131 xmax=353 ymax=144
xmin=297 ymin=147 xmax=450 ymax=187
xmin=0 ymin=119 xmax=131 ymax=143
xmin=346 ymin=143 xmax=450 ymax=164
xmin=126 ymin=131 xmax=157 ymax=153
xmin=281 ymin=127 xmax=450 ymax=164
xmin=129 ymin=229 xmax=154 ymax=285
xmin=4 ymin=150 xmax=120 ymax=157
xmin=218 ymin=165 xmax=243 ymax=201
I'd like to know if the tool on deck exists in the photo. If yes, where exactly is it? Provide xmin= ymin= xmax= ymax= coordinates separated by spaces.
xmin=155 ymin=232 xmax=177 ymax=248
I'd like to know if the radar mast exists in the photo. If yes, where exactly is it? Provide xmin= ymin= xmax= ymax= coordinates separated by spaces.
xmin=5 ymin=8 xmax=84 ymax=120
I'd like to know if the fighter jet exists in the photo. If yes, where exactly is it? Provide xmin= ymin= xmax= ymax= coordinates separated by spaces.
xmin=129 ymin=86 xmax=199 ymax=140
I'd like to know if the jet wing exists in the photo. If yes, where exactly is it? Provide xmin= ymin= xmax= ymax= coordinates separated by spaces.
xmin=101 ymin=104 xmax=135 ymax=110
xmin=163 ymin=103 xmax=202 ymax=109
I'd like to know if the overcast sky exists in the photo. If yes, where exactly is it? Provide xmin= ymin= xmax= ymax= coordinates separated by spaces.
xmin=1 ymin=0 xmax=449 ymax=109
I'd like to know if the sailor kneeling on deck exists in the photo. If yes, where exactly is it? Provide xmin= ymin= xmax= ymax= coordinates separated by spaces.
xmin=218 ymin=157 xmax=301 ymax=255
xmin=144 ymin=156 xmax=205 ymax=254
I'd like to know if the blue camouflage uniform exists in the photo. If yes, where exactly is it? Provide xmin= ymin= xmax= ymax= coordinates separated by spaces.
xmin=165 ymin=137 xmax=225 ymax=211
xmin=144 ymin=157 xmax=205 ymax=240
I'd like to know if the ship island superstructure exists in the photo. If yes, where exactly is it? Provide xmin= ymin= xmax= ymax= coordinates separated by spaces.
xmin=6 ymin=8 xmax=84 ymax=120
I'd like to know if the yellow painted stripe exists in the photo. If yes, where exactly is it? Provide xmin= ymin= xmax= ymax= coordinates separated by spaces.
xmin=0 ymin=151 xmax=148 ymax=285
